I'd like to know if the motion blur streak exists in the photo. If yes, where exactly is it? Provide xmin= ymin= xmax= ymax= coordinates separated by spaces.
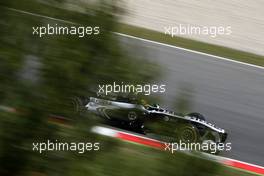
xmin=0 ymin=1 xmax=262 ymax=176
xmin=0 ymin=1 xmax=161 ymax=175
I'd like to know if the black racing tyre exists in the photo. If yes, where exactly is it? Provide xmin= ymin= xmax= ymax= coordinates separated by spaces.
xmin=128 ymin=111 xmax=137 ymax=121
xmin=187 ymin=112 xmax=206 ymax=121
xmin=177 ymin=124 xmax=200 ymax=143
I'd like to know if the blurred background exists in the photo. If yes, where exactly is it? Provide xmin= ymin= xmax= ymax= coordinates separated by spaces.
xmin=0 ymin=0 xmax=263 ymax=176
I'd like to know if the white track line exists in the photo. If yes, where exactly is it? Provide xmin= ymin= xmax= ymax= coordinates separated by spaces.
xmin=115 ymin=32 xmax=264 ymax=70
xmin=5 ymin=7 xmax=264 ymax=71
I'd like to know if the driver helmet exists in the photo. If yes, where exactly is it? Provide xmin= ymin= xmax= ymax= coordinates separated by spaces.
xmin=140 ymin=99 xmax=148 ymax=106
xmin=152 ymin=103 xmax=160 ymax=108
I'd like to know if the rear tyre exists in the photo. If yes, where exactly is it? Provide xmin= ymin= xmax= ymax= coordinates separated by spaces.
xmin=177 ymin=124 xmax=200 ymax=143
xmin=128 ymin=111 xmax=137 ymax=121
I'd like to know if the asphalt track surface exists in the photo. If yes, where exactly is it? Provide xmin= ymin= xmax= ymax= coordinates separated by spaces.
xmin=120 ymin=36 xmax=264 ymax=166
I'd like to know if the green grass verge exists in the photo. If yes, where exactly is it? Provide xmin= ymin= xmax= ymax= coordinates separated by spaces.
xmin=87 ymin=138 xmax=260 ymax=176
xmin=117 ymin=23 xmax=264 ymax=67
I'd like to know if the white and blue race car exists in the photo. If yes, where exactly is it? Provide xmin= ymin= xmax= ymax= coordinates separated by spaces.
xmin=84 ymin=95 xmax=228 ymax=146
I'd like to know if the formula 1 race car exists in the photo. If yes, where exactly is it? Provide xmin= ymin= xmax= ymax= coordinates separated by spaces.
xmin=84 ymin=95 xmax=228 ymax=146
